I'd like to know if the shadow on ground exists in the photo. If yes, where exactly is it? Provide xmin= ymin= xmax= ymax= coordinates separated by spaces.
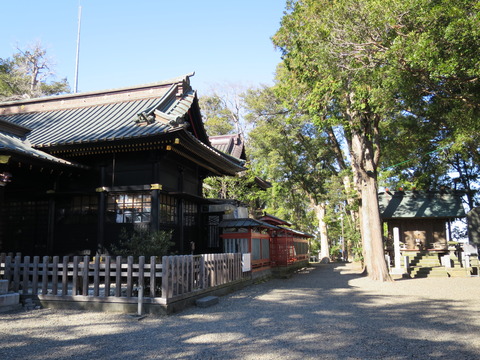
xmin=1 ymin=262 xmax=479 ymax=359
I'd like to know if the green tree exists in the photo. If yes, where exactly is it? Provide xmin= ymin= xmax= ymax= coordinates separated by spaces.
xmin=199 ymin=95 xmax=236 ymax=136
xmin=273 ymin=0 xmax=480 ymax=280
xmin=244 ymin=84 xmax=345 ymax=259
xmin=200 ymin=86 xmax=268 ymax=216
xmin=0 ymin=42 xmax=69 ymax=100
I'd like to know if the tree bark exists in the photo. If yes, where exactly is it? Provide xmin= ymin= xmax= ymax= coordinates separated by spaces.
xmin=317 ymin=202 xmax=330 ymax=262
xmin=361 ymin=174 xmax=390 ymax=280
xmin=309 ymin=196 xmax=330 ymax=263
xmin=347 ymin=95 xmax=391 ymax=281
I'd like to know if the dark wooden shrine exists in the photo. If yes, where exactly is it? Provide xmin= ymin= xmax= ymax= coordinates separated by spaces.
xmin=379 ymin=190 xmax=466 ymax=252
xmin=0 ymin=74 xmax=245 ymax=256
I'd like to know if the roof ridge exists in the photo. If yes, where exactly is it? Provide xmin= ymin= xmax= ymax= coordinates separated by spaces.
xmin=0 ymin=73 xmax=195 ymax=115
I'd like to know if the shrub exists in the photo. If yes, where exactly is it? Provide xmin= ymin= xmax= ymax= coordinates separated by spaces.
xmin=110 ymin=227 xmax=175 ymax=260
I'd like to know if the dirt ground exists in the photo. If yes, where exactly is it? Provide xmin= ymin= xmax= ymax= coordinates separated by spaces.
xmin=1 ymin=262 xmax=479 ymax=359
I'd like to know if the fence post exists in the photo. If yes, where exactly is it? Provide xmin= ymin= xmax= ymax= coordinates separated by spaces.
xmin=22 ymin=256 xmax=30 ymax=295
xmin=42 ymin=256 xmax=49 ymax=295
xmin=115 ymin=256 xmax=121 ymax=297
xmin=72 ymin=256 xmax=79 ymax=295
xmin=150 ymin=256 xmax=156 ymax=298
xmin=200 ymin=255 xmax=206 ymax=289
xmin=104 ymin=256 xmax=111 ymax=297
xmin=126 ymin=256 xmax=133 ymax=298
xmin=93 ymin=255 xmax=100 ymax=297
xmin=52 ymin=256 xmax=59 ymax=295
xmin=32 ymin=256 xmax=39 ymax=295
xmin=62 ymin=256 xmax=68 ymax=296
xmin=82 ymin=255 xmax=89 ymax=296
xmin=13 ymin=255 xmax=21 ymax=293
xmin=161 ymin=256 xmax=169 ymax=301
xmin=138 ymin=256 xmax=145 ymax=298
xmin=175 ymin=256 xmax=180 ymax=296
xmin=189 ymin=255 xmax=194 ymax=293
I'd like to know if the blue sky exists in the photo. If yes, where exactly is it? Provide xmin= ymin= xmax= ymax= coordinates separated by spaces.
xmin=0 ymin=1 xmax=286 ymax=95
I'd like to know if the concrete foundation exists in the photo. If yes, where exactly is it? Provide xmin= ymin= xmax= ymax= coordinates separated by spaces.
xmin=0 ymin=280 xmax=21 ymax=313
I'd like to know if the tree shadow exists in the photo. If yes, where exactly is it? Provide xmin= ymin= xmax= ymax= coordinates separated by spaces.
xmin=1 ymin=262 xmax=479 ymax=359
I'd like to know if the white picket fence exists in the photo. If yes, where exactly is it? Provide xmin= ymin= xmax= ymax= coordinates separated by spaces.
xmin=0 ymin=252 xmax=245 ymax=305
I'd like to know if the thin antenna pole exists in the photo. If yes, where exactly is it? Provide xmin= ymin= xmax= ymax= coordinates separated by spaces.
xmin=74 ymin=5 xmax=82 ymax=93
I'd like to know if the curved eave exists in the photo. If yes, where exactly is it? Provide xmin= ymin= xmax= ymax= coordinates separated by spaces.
xmin=0 ymin=132 xmax=87 ymax=169
xmin=278 ymin=226 xmax=314 ymax=238
xmin=170 ymin=130 xmax=246 ymax=176
xmin=219 ymin=218 xmax=278 ymax=230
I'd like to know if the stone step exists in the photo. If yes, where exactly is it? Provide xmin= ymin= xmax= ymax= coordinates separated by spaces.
xmin=410 ymin=266 xmax=448 ymax=278
xmin=411 ymin=259 xmax=441 ymax=264
xmin=196 ymin=296 xmax=219 ymax=308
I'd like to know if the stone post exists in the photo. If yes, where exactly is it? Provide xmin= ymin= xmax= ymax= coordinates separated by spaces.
xmin=391 ymin=227 xmax=405 ymax=275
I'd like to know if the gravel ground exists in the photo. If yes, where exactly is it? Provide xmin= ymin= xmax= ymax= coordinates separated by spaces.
xmin=1 ymin=262 xmax=480 ymax=360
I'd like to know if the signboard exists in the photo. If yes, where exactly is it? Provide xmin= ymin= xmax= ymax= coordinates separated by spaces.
xmin=242 ymin=253 xmax=251 ymax=272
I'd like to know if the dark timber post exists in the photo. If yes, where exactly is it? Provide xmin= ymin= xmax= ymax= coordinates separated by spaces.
xmin=177 ymin=167 xmax=184 ymax=253
xmin=150 ymin=161 xmax=160 ymax=232
xmin=96 ymin=166 xmax=107 ymax=255
xmin=46 ymin=179 xmax=58 ymax=256
xmin=0 ymin=184 xmax=4 ymax=251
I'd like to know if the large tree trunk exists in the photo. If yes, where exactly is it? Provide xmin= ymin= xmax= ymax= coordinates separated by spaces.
xmin=347 ymin=100 xmax=391 ymax=281
xmin=317 ymin=202 xmax=330 ymax=263
xmin=310 ymin=197 xmax=329 ymax=263
xmin=361 ymin=175 xmax=390 ymax=280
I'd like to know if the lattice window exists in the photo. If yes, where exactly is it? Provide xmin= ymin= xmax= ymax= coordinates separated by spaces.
xmin=159 ymin=194 xmax=177 ymax=225
xmin=107 ymin=192 xmax=151 ymax=224
xmin=207 ymin=215 xmax=220 ymax=248
xmin=184 ymin=201 xmax=198 ymax=227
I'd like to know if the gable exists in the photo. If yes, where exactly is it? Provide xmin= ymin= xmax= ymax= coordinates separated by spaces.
xmin=0 ymin=74 xmax=245 ymax=176
xmin=0 ymin=74 xmax=200 ymax=149
xmin=379 ymin=191 xmax=466 ymax=219
xmin=209 ymin=134 xmax=246 ymax=160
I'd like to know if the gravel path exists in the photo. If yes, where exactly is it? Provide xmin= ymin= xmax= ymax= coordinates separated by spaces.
xmin=1 ymin=262 xmax=480 ymax=360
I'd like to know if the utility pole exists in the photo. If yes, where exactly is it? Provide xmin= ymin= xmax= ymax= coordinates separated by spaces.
xmin=74 ymin=4 xmax=82 ymax=93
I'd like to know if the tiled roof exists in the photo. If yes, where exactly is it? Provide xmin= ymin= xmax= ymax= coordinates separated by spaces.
xmin=0 ymin=74 xmax=245 ymax=175
xmin=379 ymin=191 xmax=466 ymax=219
xmin=0 ymin=75 xmax=195 ymax=148
xmin=277 ymin=226 xmax=315 ymax=238
xmin=219 ymin=218 xmax=278 ymax=229
xmin=0 ymin=131 xmax=84 ymax=168
xmin=259 ymin=213 xmax=292 ymax=226
xmin=209 ymin=134 xmax=246 ymax=160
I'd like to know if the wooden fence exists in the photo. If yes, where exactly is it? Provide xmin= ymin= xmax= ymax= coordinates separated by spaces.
xmin=0 ymin=252 xmax=245 ymax=305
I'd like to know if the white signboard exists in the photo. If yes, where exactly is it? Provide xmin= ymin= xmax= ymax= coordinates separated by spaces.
xmin=242 ymin=253 xmax=251 ymax=272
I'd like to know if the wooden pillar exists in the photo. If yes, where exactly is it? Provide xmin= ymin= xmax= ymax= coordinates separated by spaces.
xmin=177 ymin=167 xmax=184 ymax=253
xmin=46 ymin=177 xmax=59 ymax=256
xmin=0 ymin=185 xmax=4 ymax=251
xmin=150 ymin=162 xmax=160 ymax=232
xmin=178 ymin=199 xmax=184 ymax=254
xmin=46 ymin=194 xmax=56 ymax=255
xmin=96 ymin=166 xmax=107 ymax=254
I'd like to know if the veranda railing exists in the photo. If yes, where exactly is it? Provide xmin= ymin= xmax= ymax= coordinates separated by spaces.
xmin=0 ymin=252 xmax=245 ymax=305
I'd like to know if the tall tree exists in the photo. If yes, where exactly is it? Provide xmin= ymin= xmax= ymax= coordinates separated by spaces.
xmin=244 ymin=84 xmax=342 ymax=259
xmin=0 ymin=42 xmax=69 ymax=100
xmin=199 ymin=88 xmax=268 ymax=216
xmin=273 ymin=0 xmax=480 ymax=280
xmin=199 ymin=95 xmax=236 ymax=136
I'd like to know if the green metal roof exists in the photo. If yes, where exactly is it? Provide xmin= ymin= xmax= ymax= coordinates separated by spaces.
xmin=219 ymin=218 xmax=278 ymax=229
xmin=0 ymin=74 xmax=245 ymax=175
xmin=379 ymin=191 xmax=466 ymax=219
xmin=0 ymin=78 xmax=193 ymax=148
